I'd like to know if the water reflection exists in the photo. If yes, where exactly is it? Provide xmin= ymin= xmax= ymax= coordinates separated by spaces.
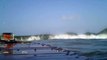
xmin=0 ymin=44 xmax=15 ymax=55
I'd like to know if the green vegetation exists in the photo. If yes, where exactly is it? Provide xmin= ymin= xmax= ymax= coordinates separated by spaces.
xmin=66 ymin=32 xmax=77 ymax=35
xmin=83 ymin=28 xmax=107 ymax=35
xmin=39 ymin=34 xmax=50 ymax=40
xmin=15 ymin=36 xmax=30 ymax=40
xmin=98 ymin=28 xmax=107 ymax=34
xmin=84 ymin=32 xmax=97 ymax=35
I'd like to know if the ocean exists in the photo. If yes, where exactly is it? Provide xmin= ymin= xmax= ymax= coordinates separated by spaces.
xmin=0 ymin=39 xmax=107 ymax=60
xmin=36 ymin=39 xmax=107 ymax=60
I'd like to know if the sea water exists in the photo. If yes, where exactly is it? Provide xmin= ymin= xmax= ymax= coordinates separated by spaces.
xmin=0 ymin=39 xmax=107 ymax=60
xmin=36 ymin=39 xmax=107 ymax=60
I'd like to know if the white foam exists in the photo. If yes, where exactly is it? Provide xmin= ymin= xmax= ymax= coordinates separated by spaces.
xmin=25 ymin=34 xmax=107 ymax=41
xmin=49 ymin=34 xmax=107 ymax=39
xmin=27 ymin=36 xmax=40 ymax=41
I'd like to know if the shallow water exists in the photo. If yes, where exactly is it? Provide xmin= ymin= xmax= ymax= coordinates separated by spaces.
xmin=0 ymin=39 xmax=107 ymax=60
xmin=0 ymin=39 xmax=88 ymax=60
xmin=36 ymin=39 xmax=107 ymax=60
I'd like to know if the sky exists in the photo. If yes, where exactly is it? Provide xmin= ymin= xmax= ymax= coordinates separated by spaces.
xmin=0 ymin=0 xmax=107 ymax=35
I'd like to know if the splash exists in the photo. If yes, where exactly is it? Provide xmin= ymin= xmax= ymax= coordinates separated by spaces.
xmin=26 ymin=34 xmax=107 ymax=41
xmin=49 ymin=34 xmax=107 ymax=39
xmin=27 ymin=36 xmax=40 ymax=41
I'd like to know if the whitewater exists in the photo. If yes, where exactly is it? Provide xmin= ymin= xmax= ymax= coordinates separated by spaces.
xmin=27 ymin=34 xmax=107 ymax=41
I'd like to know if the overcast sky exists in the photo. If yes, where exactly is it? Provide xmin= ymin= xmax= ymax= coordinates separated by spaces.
xmin=0 ymin=0 xmax=107 ymax=35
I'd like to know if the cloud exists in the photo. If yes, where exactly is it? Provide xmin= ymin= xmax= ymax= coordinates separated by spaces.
xmin=61 ymin=15 xmax=80 ymax=20
xmin=62 ymin=15 xmax=73 ymax=20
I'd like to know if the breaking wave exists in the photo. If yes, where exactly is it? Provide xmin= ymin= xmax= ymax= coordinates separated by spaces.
xmin=26 ymin=34 xmax=107 ymax=41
